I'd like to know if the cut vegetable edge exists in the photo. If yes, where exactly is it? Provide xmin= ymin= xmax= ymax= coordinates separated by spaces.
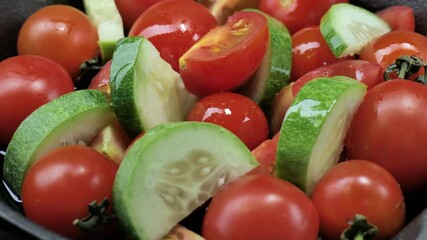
xmin=275 ymin=77 xmax=367 ymax=195
xmin=238 ymin=8 xmax=292 ymax=109
xmin=320 ymin=3 xmax=391 ymax=58
xmin=4 ymin=90 xmax=115 ymax=195
xmin=113 ymin=121 xmax=258 ymax=240
xmin=83 ymin=0 xmax=125 ymax=62
xmin=110 ymin=36 xmax=197 ymax=138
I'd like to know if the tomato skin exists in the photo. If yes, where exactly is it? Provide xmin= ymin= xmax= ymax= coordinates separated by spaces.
xmin=129 ymin=0 xmax=216 ymax=72
xmin=17 ymin=5 xmax=99 ymax=80
xmin=179 ymin=11 xmax=268 ymax=96
xmin=21 ymin=145 xmax=118 ymax=239
xmin=202 ymin=174 xmax=319 ymax=240
xmin=376 ymin=6 xmax=415 ymax=32
xmin=292 ymin=60 xmax=383 ymax=96
xmin=312 ymin=160 xmax=405 ymax=240
xmin=359 ymin=31 xmax=427 ymax=77
xmin=251 ymin=132 xmax=279 ymax=173
xmin=88 ymin=60 xmax=112 ymax=95
xmin=114 ymin=0 xmax=163 ymax=31
xmin=346 ymin=80 xmax=427 ymax=192
xmin=187 ymin=92 xmax=268 ymax=150
xmin=259 ymin=0 xmax=348 ymax=34
xmin=291 ymin=26 xmax=352 ymax=81
xmin=0 ymin=55 xmax=74 ymax=146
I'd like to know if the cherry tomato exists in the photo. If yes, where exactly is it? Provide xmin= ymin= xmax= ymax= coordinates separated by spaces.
xmin=251 ymin=132 xmax=279 ymax=173
xmin=292 ymin=60 xmax=383 ymax=95
xmin=88 ymin=60 xmax=111 ymax=95
xmin=291 ymin=26 xmax=352 ymax=81
xmin=114 ymin=0 xmax=164 ymax=31
xmin=21 ymin=145 xmax=118 ymax=239
xmin=202 ymin=174 xmax=319 ymax=240
xmin=312 ymin=160 xmax=405 ymax=240
xmin=0 ymin=55 xmax=74 ymax=146
xmin=129 ymin=0 xmax=217 ymax=72
xmin=346 ymin=80 xmax=427 ymax=192
xmin=17 ymin=5 xmax=99 ymax=80
xmin=359 ymin=31 xmax=427 ymax=77
xmin=376 ymin=6 xmax=415 ymax=32
xmin=187 ymin=92 xmax=268 ymax=150
xmin=259 ymin=0 xmax=348 ymax=34
xmin=179 ymin=11 xmax=268 ymax=96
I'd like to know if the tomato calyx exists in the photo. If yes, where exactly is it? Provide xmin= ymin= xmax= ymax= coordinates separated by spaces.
xmin=73 ymin=197 xmax=115 ymax=233
xmin=340 ymin=214 xmax=378 ymax=240
xmin=384 ymin=55 xmax=427 ymax=84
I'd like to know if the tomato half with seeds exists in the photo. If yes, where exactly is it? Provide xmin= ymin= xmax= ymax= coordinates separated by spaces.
xmin=179 ymin=11 xmax=268 ymax=96
xmin=186 ymin=92 xmax=268 ymax=150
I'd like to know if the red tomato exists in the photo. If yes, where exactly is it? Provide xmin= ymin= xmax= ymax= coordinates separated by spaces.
xmin=359 ymin=31 xmax=427 ymax=77
xmin=376 ymin=6 xmax=415 ymax=32
xmin=291 ymin=26 xmax=352 ymax=81
xmin=202 ymin=174 xmax=319 ymax=240
xmin=259 ymin=0 xmax=348 ymax=34
xmin=114 ymin=0 xmax=164 ymax=31
xmin=292 ymin=60 xmax=383 ymax=96
xmin=187 ymin=92 xmax=268 ymax=150
xmin=21 ymin=145 xmax=118 ymax=239
xmin=251 ymin=132 xmax=279 ymax=173
xmin=312 ymin=160 xmax=405 ymax=240
xmin=129 ymin=0 xmax=217 ymax=72
xmin=346 ymin=80 xmax=427 ymax=192
xmin=179 ymin=11 xmax=268 ymax=96
xmin=0 ymin=55 xmax=74 ymax=146
xmin=88 ymin=60 xmax=111 ymax=95
xmin=17 ymin=5 xmax=99 ymax=80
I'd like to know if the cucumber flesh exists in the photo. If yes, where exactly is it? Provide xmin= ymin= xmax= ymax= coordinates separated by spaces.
xmin=275 ymin=77 xmax=367 ymax=195
xmin=4 ymin=90 xmax=115 ymax=195
xmin=110 ymin=37 xmax=197 ymax=138
xmin=83 ymin=0 xmax=125 ymax=62
xmin=113 ymin=122 xmax=258 ymax=240
xmin=320 ymin=3 xmax=390 ymax=57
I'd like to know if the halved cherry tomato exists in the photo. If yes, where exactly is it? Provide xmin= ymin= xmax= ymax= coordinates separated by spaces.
xmin=359 ymin=31 xmax=427 ymax=78
xmin=312 ymin=160 xmax=405 ymax=240
xmin=17 ymin=5 xmax=99 ymax=80
xmin=376 ymin=6 xmax=415 ymax=32
xmin=259 ymin=0 xmax=348 ymax=34
xmin=291 ymin=26 xmax=352 ymax=81
xmin=179 ymin=11 xmax=268 ymax=96
xmin=186 ymin=92 xmax=268 ymax=150
xmin=202 ymin=174 xmax=319 ymax=240
xmin=0 ymin=55 xmax=74 ymax=146
xmin=129 ymin=0 xmax=217 ymax=72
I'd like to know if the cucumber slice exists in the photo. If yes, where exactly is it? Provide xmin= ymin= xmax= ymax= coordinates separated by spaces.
xmin=83 ymin=0 xmax=125 ymax=62
xmin=113 ymin=121 xmax=258 ymax=240
xmin=110 ymin=36 xmax=197 ymax=138
xmin=4 ymin=90 xmax=115 ymax=195
xmin=238 ymin=8 xmax=292 ymax=109
xmin=320 ymin=3 xmax=390 ymax=58
xmin=275 ymin=77 xmax=366 ymax=195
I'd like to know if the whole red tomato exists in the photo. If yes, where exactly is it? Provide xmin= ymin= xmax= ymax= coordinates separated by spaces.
xmin=0 ymin=55 xmax=74 ymax=146
xmin=187 ymin=92 xmax=269 ymax=150
xmin=202 ymin=174 xmax=319 ymax=240
xmin=129 ymin=0 xmax=217 ymax=72
xmin=22 ymin=145 xmax=118 ymax=239
xmin=346 ymin=79 xmax=427 ymax=192
xmin=291 ymin=26 xmax=351 ymax=81
xmin=311 ymin=160 xmax=405 ymax=240
xmin=114 ymin=0 xmax=164 ymax=31
xmin=88 ymin=60 xmax=112 ymax=95
xmin=376 ymin=6 xmax=415 ymax=32
xmin=259 ymin=0 xmax=348 ymax=34
xmin=17 ymin=5 xmax=99 ymax=80
xmin=359 ymin=31 xmax=427 ymax=78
